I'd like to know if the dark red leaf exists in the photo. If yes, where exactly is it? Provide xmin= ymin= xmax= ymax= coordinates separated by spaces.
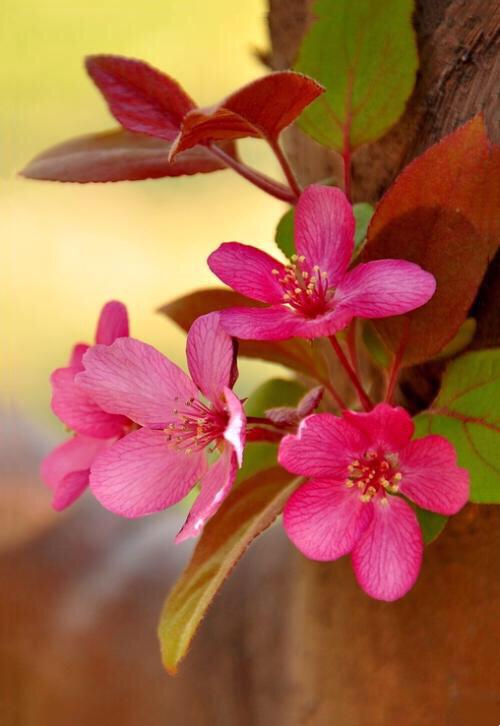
xmin=363 ymin=115 xmax=500 ymax=366
xmin=20 ymin=129 xmax=236 ymax=182
xmin=170 ymin=71 xmax=324 ymax=157
xmin=85 ymin=55 xmax=196 ymax=141
xmin=158 ymin=288 xmax=322 ymax=377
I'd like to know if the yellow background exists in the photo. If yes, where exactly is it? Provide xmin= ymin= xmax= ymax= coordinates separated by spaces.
xmin=2 ymin=0 xmax=287 ymax=441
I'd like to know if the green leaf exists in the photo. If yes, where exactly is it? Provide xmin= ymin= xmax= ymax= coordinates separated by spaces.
xmin=275 ymin=207 xmax=295 ymax=258
xmin=158 ymin=467 xmax=300 ymax=673
xmin=353 ymin=202 xmax=374 ymax=248
xmin=414 ymin=349 xmax=500 ymax=503
xmin=275 ymin=202 xmax=374 ymax=259
xmin=245 ymin=378 xmax=304 ymax=417
xmin=295 ymin=0 xmax=417 ymax=151
xmin=416 ymin=508 xmax=448 ymax=544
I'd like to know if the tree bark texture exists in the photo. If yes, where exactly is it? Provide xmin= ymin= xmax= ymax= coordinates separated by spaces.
xmin=267 ymin=1 xmax=500 ymax=724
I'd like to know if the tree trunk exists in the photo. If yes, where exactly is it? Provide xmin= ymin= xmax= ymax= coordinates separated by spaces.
xmin=266 ymin=2 xmax=500 ymax=724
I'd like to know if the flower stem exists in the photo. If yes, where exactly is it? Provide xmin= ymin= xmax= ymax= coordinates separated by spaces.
xmin=321 ymin=379 xmax=348 ymax=412
xmin=385 ymin=318 xmax=410 ymax=403
xmin=208 ymin=144 xmax=298 ymax=204
xmin=329 ymin=335 xmax=373 ymax=411
xmin=269 ymin=139 xmax=302 ymax=198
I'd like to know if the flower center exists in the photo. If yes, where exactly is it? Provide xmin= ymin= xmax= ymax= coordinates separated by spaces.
xmin=345 ymin=450 xmax=402 ymax=504
xmin=165 ymin=398 xmax=228 ymax=455
xmin=272 ymin=254 xmax=334 ymax=318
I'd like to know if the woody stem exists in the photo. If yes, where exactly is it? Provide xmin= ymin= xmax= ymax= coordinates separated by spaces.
xmin=208 ymin=144 xmax=298 ymax=204
xmin=328 ymin=335 xmax=373 ymax=412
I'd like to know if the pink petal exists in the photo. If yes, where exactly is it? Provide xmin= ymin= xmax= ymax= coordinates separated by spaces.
xmin=398 ymin=435 xmax=470 ymax=515
xmin=273 ymin=305 xmax=354 ymax=339
xmin=186 ymin=312 xmax=237 ymax=403
xmin=69 ymin=343 xmax=89 ymax=369
xmin=208 ymin=242 xmax=286 ymax=304
xmin=90 ymin=427 xmax=207 ymax=517
xmin=175 ymin=447 xmax=237 ymax=542
xmin=222 ymin=386 xmax=246 ymax=466
xmin=295 ymin=185 xmax=355 ymax=285
xmin=351 ymin=496 xmax=423 ymax=601
xmin=41 ymin=433 xmax=111 ymax=489
xmin=278 ymin=413 xmax=366 ymax=478
xmin=53 ymin=470 xmax=90 ymax=512
xmin=335 ymin=260 xmax=436 ymax=319
xmin=95 ymin=300 xmax=129 ymax=345
xmin=40 ymin=433 xmax=113 ymax=510
xmin=51 ymin=365 xmax=129 ymax=438
xmin=77 ymin=337 xmax=198 ymax=426
xmin=343 ymin=403 xmax=414 ymax=452
xmin=283 ymin=478 xmax=373 ymax=561
xmin=219 ymin=305 xmax=305 ymax=341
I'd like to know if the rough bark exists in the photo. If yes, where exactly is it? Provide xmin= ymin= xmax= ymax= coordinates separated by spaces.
xmin=266 ymin=1 xmax=500 ymax=724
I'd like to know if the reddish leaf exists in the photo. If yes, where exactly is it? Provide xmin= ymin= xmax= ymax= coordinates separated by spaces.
xmin=158 ymin=288 xmax=320 ymax=376
xmin=85 ymin=55 xmax=196 ymax=141
xmin=158 ymin=466 xmax=300 ymax=673
xmin=20 ymin=129 xmax=236 ymax=182
xmin=363 ymin=116 xmax=500 ymax=366
xmin=170 ymin=71 xmax=324 ymax=157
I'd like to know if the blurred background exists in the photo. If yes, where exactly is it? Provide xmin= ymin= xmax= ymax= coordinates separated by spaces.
xmin=1 ymin=2 xmax=294 ymax=723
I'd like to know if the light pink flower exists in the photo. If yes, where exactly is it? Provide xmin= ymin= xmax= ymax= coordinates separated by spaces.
xmin=76 ymin=312 xmax=246 ymax=541
xmin=41 ymin=301 xmax=131 ymax=510
xmin=278 ymin=403 xmax=469 ymax=601
xmin=208 ymin=184 xmax=436 ymax=341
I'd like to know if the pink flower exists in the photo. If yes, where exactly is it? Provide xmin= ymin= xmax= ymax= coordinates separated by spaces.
xmin=208 ymin=184 xmax=436 ymax=341
xmin=278 ymin=403 xmax=469 ymax=601
xmin=76 ymin=312 xmax=246 ymax=541
xmin=41 ymin=301 xmax=131 ymax=511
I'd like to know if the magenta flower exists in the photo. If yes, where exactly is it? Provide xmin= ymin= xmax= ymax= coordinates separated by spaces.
xmin=40 ymin=301 xmax=131 ymax=511
xmin=76 ymin=312 xmax=246 ymax=541
xmin=208 ymin=184 xmax=436 ymax=341
xmin=278 ymin=403 xmax=469 ymax=601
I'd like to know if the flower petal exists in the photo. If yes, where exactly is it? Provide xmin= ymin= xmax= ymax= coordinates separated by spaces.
xmin=283 ymin=478 xmax=373 ymax=561
xmin=351 ymin=496 xmax=423 ymax=601
xmin=219 ymin=305 xmax=305 ymax=341
xmin=295 ymin=185 xmax=355 ymax=284
xmin=95 ymin=300 xmax=129 ymax=345
xmin=41 ymin=433 xmax=110 ymax=489
xmin=51 ymin=365 xmax=129 ymax=438
xmin=335 ymin=260 xmax=436 ymax=319
xmin=90 ymin=427 xmax=207 ymax=517
xmin=175 ymin=447 xmax=238 ymax=542
xmin=69 ymin=343 xmax=89 ymax=369
xmin=398 ymin=435 xmax=470 ymax=515
xmin=278 ymin=413 xmax=367 ymax=478
xmin=53 ymin=470 xmax=90 ymax=512
xmin=186 ymin=312 xmax=237 ymax=402
xmin=208 ymin=242 xmax=286 ymax=304
xmin=343 ymin=403 xmax=414 ymax=452
xmin=40 ymin=433 xmax=112 ymax=510
xmin=77 ymin=337 xmax=198 ymax=426
xmin=222 ymin=386 xmax=246 ymax=466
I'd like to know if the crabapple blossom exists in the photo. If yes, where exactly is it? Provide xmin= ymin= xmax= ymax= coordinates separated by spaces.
xmin=76 ymin=312 xmax=246 ymax=541
xmin=279 ymin=403 xmax=469 ymax=601
xmin=208 ymin=185 xmax=436 ymax=341
xmin=40 ymin=301 xmax=131 ymax=510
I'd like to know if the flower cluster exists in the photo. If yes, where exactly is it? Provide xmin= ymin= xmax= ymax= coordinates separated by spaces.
xmin=41 ymin=184 xmax=469 ymax=601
